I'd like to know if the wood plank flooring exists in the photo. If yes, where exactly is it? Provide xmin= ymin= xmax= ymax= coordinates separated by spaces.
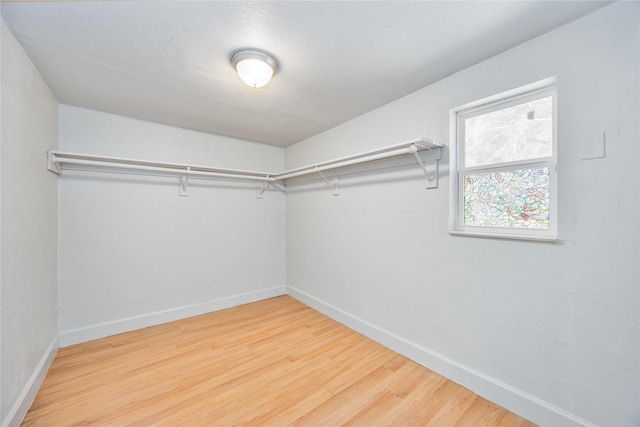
xmin=23 ymin=296 xmax=536 ymax=426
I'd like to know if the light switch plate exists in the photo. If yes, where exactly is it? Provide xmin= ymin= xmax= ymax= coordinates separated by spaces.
xmin=581 ymin=132 xmax=606 ymax=160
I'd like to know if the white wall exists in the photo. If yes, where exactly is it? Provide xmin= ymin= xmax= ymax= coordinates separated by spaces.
xmin=58 ymin=106 xmax=286 ymax=345
xmin=285 ymin=3 xmax=639 ymax=426
xmin=0 ymin=20 xmax=59 ymax=427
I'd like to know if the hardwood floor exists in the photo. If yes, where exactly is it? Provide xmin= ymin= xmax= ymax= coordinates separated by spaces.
xmin=23 ymin=296 xmax=535 ymax=426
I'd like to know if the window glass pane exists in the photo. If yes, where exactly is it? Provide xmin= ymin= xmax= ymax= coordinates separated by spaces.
xmin=464 ymin=167 xmax=550 ymax=229
xmin=465 ymin=96 xmax=552 ymax=168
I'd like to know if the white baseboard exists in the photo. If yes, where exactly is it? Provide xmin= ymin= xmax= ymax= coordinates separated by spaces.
xmin=287 ymin=286 xmax=596 ymax=427
xmin=60 ymin=286 xmax=286 ymax=347
xmin=2 ymin=335 xmax=59 ymax=427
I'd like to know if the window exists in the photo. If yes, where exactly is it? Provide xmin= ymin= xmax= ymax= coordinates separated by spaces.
xmin=450 ymin=83 xmax=557 ymax=241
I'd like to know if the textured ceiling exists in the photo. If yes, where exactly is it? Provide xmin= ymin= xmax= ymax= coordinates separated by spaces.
xmin=1 ymin=1 xmax=609 ymax=147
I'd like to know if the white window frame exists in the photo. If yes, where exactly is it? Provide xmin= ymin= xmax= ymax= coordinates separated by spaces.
xmin=449 ymin=80 xmax=558 ymax=242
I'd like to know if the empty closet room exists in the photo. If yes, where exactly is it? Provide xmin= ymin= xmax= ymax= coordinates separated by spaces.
xmin=1 ymin=1 xmax=638 ymax=426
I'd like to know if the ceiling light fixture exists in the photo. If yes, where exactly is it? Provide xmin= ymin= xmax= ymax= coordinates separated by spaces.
xmin=230 ymin=49 xmax=279 ymax=89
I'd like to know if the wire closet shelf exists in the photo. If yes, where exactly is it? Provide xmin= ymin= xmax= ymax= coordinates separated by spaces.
xmin=47 ymin=138 xmax=443 ymax=196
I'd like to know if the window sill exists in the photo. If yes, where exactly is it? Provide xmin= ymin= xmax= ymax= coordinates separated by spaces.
xmin=448 ymin=230 xmax=558 ymax=243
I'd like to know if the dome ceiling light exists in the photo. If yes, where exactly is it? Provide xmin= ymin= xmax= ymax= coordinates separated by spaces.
xmin=230 ymin=49 xmax=279 ymax=89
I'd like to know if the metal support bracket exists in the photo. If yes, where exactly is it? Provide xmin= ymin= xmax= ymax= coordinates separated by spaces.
xmin=179 ymin=167 xmax=190 ymax=197
xmin=271 ymin=182 xmax=286 ymax=192
xmin=47 ymin=152 xmax=61 ymax=175
xmin=257 ymin=178 xmax=285 ymax=199
xmin=315 ymin=167 xmax=339 ymax=195
xmin=256 ymin=178 xmax=270 ymax=199
xmin=411 ymin=145 xmax=442 ymax=189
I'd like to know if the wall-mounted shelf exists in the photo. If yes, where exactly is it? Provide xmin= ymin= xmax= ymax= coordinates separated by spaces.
xmin=48 ymin=138 xmax=443 ymax=196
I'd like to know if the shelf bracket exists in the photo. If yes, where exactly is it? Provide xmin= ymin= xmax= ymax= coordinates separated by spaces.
xmin=256 ymin=178 xmax=270 ymax=199
xmin=271 ymin=182 xmax=286 ymax=192
xmin=411 ymin=145 xmax=441 ymax=189
xmin=257 ymin=178 xmax=285 ymax=199
xmin=315 ymin=168 xmax=339 ymax=195
xmin=179 ymin=167 xmax=190 ymax=197
xmin=47 ymin=152 xmax=61 ymax=175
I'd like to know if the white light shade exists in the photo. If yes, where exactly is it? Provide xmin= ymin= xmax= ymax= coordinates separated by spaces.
xmin=235 ymin=58 xmax=274 ymax=88
xmin=230 ymin=49 xmax=279 ymax=89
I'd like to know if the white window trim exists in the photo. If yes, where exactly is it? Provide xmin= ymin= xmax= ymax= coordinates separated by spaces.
xmin=449 ymin=79 xmax=558 ymax=242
